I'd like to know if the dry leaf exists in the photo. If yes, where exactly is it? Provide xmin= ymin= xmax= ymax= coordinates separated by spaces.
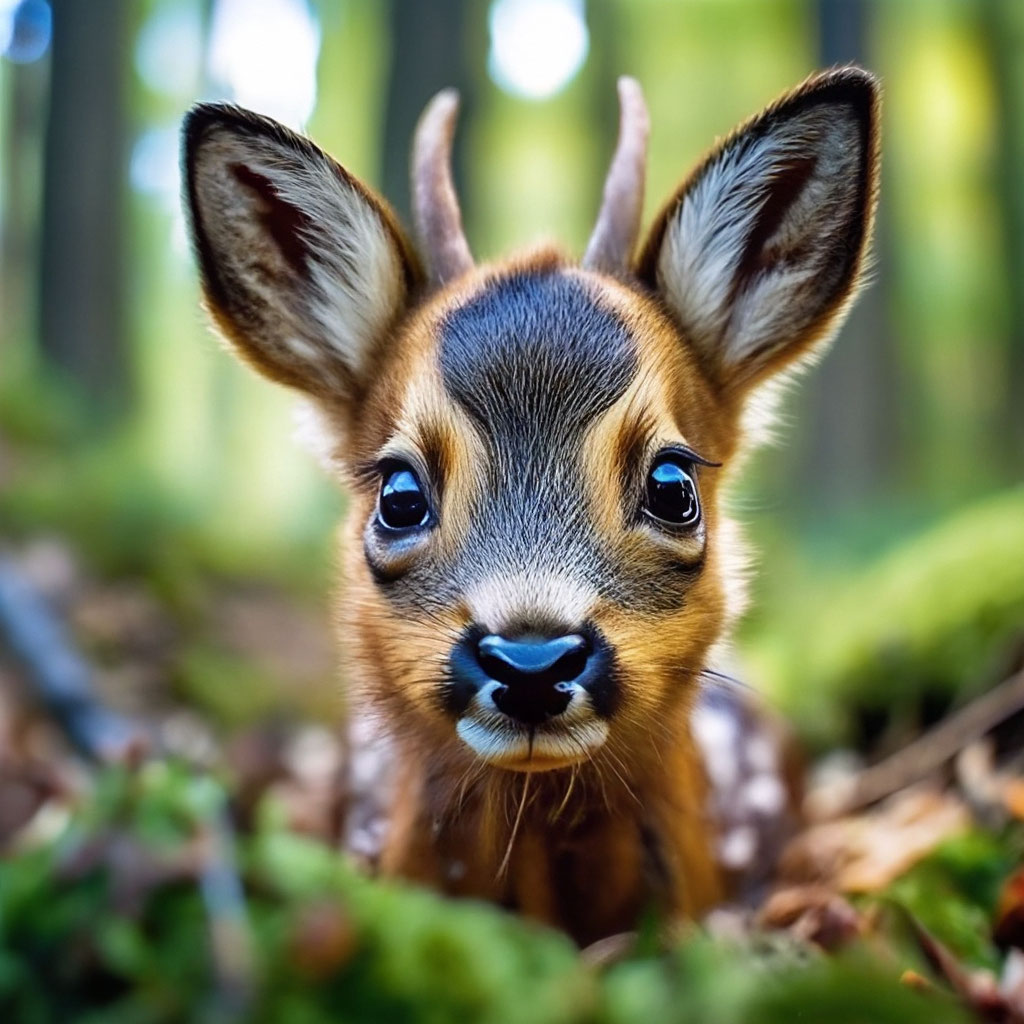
xmin=757 ymin=884 xmax=863 ymax=951
xmin=779 ymin=786 xmax=971 ymax=893
xmin=995 ymin=869 xmax=1024 ymax=952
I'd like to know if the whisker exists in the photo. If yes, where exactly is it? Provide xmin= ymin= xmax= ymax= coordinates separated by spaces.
xmin=597 ymin=746 xmax=642 ymax=808
xmin=696 ymin=666 xmax=755 ymax=694
xmin=552 ymin=760 xmax=579 ymax=822
xmin=496 ymin=773 xmax=531 ymax=882
xmin=452 ymin=754 xmax=487 ymax=819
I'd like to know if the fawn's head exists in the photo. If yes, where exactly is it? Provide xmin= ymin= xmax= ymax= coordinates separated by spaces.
xmin=183 ymin=69 xmax=878 ymax=773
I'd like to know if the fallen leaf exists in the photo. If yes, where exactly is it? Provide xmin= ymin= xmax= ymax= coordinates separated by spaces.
xmin=995 ymin=869 xmax=1024 ymax=952
xmin=1004 ymin=781 xmax=1024 ymax=822
xmin=757 ymin=884 xmax=863 ymax=952
xmin=780 ymin=786 xmax=971 ymax=893
xmin=288 ymin=901 xmax=358 ymax=979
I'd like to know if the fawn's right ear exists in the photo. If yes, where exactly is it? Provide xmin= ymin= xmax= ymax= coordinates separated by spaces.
xmin=183 ymin=104 xmax=421 ymax=404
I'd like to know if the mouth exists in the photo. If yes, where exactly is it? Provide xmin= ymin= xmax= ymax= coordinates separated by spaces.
xmin=455 ymin=681 xmax=609 ymax=771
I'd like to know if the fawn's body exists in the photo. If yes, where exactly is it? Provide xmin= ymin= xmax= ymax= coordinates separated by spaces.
xmin=184 ymin=68 xmax=879 ymax=944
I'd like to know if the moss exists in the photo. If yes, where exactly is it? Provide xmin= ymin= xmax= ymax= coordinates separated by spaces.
xmin=745 ymin=487 xmax=1024 ymax=749
xmin=882 ymin=828 xmax=1024 ymax=970
xmin=0 ymin=764 xmax=992 ymax=1024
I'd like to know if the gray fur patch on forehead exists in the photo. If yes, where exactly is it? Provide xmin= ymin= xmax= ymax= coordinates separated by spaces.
xmin=378 ymin=271 xmax=696 ymax=621
xmin=432 ymin=270 xmax=643 ymax=618
xmin=438 ymin=270 xmax=637 ymax=447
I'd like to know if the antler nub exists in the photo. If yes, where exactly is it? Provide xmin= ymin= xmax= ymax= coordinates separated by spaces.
xmin=583 ymin=76 xmax=650 ymax=276
xmin=412 ymin=89 xmax=474 ymax=286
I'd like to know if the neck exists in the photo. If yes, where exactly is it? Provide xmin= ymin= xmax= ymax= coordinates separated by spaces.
xmin=377 ymin=713 xmax=721 ymax=946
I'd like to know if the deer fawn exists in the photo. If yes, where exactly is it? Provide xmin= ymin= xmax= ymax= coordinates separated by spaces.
xmin=183 ymin=67 xmax=879 ymax=946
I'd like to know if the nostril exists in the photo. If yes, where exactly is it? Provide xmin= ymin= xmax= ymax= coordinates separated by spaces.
xmin=475 ymin=633 xmax=592 ymax=727
xmin=477 ymin=634 xmax=591 ymax=688
xmin=553 ymin=645 xmax=588 ymax=684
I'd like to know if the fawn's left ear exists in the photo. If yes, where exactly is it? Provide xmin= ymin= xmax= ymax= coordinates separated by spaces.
xmin=183 ymin=104 xmax=421 ymax=405
xmin=637 ymin=67 xmax=880 ymax=397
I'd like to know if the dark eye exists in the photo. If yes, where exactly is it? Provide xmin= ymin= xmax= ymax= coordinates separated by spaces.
xmin=378 ymin=464 xmax=430 ymax=531
xmin=644 ymin=455 xmax=701 ymax=528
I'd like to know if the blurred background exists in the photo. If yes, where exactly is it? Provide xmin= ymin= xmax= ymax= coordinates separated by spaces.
xmin=1 ymin=0 xmax=1022 ymax=758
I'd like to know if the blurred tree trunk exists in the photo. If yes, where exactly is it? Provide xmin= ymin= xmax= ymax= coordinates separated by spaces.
xmin=38 ymin=0 xmax=129 ymax=418
xmin=799 ymin=0 xmax=900 ymax=510
xmin=380 ymin=0 xmax=475 ymax=244
xmin=1 ymin=56 xmax=48 ymax=362
xmin=983 ymin=0 xmax=1024 ymax=473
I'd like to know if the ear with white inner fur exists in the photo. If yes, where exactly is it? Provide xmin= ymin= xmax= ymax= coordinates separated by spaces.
xmin=637 ymin=67 xmax=880 ymax=397
xmin=183 ymin=104 xmax=420 ymax=404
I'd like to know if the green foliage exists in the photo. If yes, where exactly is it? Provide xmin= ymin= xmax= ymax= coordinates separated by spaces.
xmin=883 ymin=828 xmax=1024 ymax=971
xmin=747 ymin=488 xmax=1024 ymax=749
xmin=0 ymin=763 xmax=985 ymax=1024
xmin=174 ymin=645 xmax=283 ymax=727
xmin=0 ymin=434 xmax=336 ymax=598
xmin=598 ymin=936 xmax=972 ymax=1024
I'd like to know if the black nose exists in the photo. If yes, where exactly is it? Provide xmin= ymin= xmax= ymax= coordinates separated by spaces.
xmin=477 ymin=634 xmax=591 ymax=726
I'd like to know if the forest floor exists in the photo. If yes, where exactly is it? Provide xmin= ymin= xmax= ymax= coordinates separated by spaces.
xmin=0 ymin=534 xmax=1023 ymax=1024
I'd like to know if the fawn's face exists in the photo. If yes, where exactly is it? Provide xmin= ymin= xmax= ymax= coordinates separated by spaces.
xmin=344 ymin=262 xmax=733 ymax=770
xmin=184 ymin=71 xmax=878 ymax=772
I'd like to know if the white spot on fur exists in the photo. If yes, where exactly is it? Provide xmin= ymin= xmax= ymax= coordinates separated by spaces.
xmin=718 ymin=825 xmax=757 ymax=869
xmin=745 ymin=733 xmax=778 ymax=776
xmin=741 ymin=773 xmax=786 ymax=816
xmin=691 ymin=701 xmax=740 ymax=792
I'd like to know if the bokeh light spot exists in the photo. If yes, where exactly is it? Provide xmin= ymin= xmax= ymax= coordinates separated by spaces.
xmin=1 ymin=0 xmax=51 ymax=64
xmin=208 ymin=0 xmax=319 ymax=128
xmin=488 ymin=0 xmax=589 ymax=101
xmin=135 ymin=3 xmax=203 ymax=97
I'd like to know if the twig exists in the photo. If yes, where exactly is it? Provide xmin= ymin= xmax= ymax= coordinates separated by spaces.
xmin=806 ymin=668 xmax=1024 ymax=820
xmin=580 ymin=931 xmax=637 ymax=968
xmin=199 ymin=804 xmax=257 ymax=1022
xmin=0 ymin=553 xmax=255 ymax=1017
xmin=0 ymin=555 xmax=148 ymax=762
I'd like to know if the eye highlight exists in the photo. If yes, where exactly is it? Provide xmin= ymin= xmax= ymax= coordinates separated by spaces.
xmin=377 ymin=463 xmax=431 ymax=531
xmin=644 ymin=453 xmax=701 ymax=529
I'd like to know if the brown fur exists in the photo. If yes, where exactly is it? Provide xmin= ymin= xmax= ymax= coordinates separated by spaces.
xmin=183 ymin=68 xmax=880 ymax=946
xmin=335 ymin=254 xmax=738 ymax=938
